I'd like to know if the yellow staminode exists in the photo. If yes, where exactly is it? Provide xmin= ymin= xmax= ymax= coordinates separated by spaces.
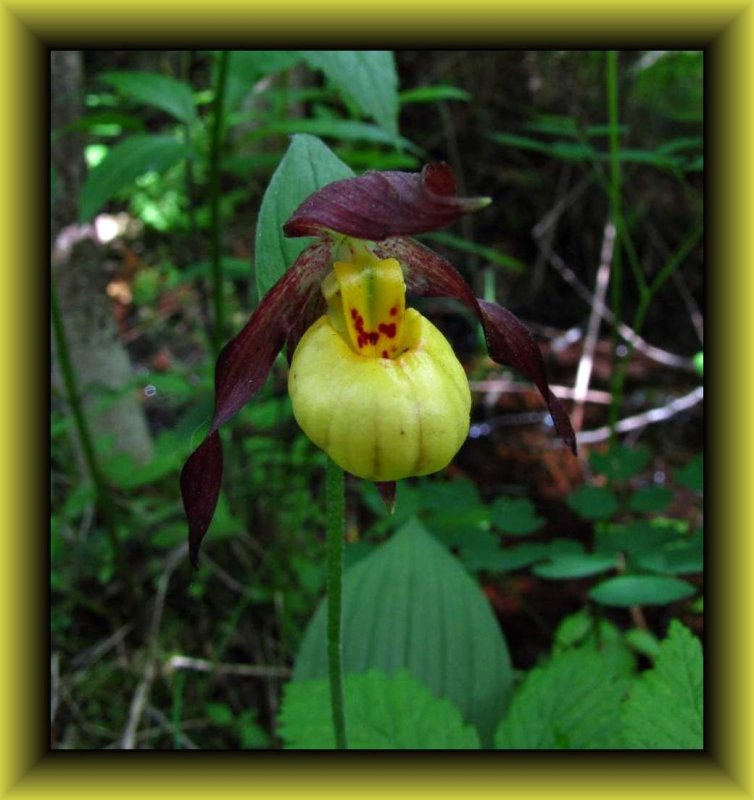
xmin=289 ymin=244 xmax=471 ymax=482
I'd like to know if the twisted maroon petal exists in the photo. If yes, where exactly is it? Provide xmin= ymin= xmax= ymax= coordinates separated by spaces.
xmin=283 ymin=163 xmax=490 ymax=241
xmin=180 ymin=240 xmax=334 ymax=564
xmin=376 ymin=237 xmax=576 ymax=454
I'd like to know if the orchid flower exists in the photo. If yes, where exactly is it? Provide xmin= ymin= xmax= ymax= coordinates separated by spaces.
xmin=181 ymin=163 xmax=576 ymax=565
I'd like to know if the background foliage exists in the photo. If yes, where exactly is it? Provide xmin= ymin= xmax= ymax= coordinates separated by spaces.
xmin=51 ymin=50 xmax=703 ymax=749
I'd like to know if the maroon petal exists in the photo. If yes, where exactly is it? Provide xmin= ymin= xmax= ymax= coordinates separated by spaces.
xmin=180 ymin=240 xmax=334 ymax=563
xmin=283 ymin=163 xmax=491 ymax=241
xmin=376 ymin=237 xmax=576 ymax=454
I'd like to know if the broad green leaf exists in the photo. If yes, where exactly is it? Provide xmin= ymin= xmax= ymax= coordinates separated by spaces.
xmin=495 ymin=647 xmax=627 ymax=749
xmin=595 ymin=520 xmax=679 ymax=559
xmin=302 ymin=51 xmax=399 ymax=137
xmin=589 ymin=575 xmax=696 ymax=607
xmin=590 ymin=444 xmax=651 ymax=481
xmin=489 ymin=496 xmax=545 ymax=535
xmin=423 ymin=231 xmax=526 ymax=273
xmin=622 ymin=621 xmax=703 ymax=748
xmin=485 ymin=542 xmax=549 ymax=572
xmin=399 ymin=85 xmax=471 ymax=104
xmin=533 ymin=553 xmax=617 ymax=579
xmin=293 ymin=518 xmax=513 ymax=745
xmin=628 ymin=485 xmax=674 ymax=513
xmin=254 ymin=134 xmax=353 ymax=298
xmin=566 ymin=484 xmax=619 ymax=520
xmin=279 ymin=670 xmax=480 ymax=749
xmin=101 ymin=71 xmax=197 ymax=124
xmin=79 ymin=134 xmax=188 ymax=222
xmin=417 ymin=478 xmax=480 ymax=515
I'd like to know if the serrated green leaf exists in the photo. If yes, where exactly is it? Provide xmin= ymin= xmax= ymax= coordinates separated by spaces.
xmin=80 ymin=134 xmax=188 ymax=222
xmin=293 ymin=518 xmax=513 ymax=745
xmin=101 ymin=71 xmax=197 ymax=124
xmin=589 ymin=575 xmax=696 ymax=607
xmin=622 ymin=621 xmax=702 ymax=748
xmin=279 ymin=670 xmax=480 ymax=749
xmin=489 ymin=496 xmax=545 ymax=535
xmin=254 ymin=134 xmax=354 ymax=298
xmin=302 ymin=51 xmax=399 ymax=137
xmin=495 ymin=647 xmax=626 ymax=749
xmin=566 ymin=485 xmax=619 ymax=520
xmin=533 ymin=553 xmax=617 ymax=580
xmin=590 ymin=445 xmax=651 ymax=481
xmin=628 ymin=485 xmax=674 ymax=513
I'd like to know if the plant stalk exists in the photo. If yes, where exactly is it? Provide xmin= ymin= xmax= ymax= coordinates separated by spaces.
xmin=326 ymin=457 xmax=347 ymax=749
xmin=209 ymin=50 xmax=230 ymax=356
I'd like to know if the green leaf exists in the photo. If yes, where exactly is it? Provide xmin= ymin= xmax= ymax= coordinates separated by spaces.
xmin=495 ymin=647 xmax=627 ymax=748
xmin=590 ymin=444 xmax=651 ymax=481
xmin=254 ymin=134 xmax=354 ymax=298
xmin=293 ymin=518 xmax=513 ymax=745
xmin=628 ymin=485 xmax=674 ymax=513
xmin=101 ymin=71 xmax=196 ymax=124
xmin=623 ymin=628 xmax=661 ymax=660
xmin=302 ymin=51 xmax=399 ymax=137
xmin=674 ymin=454 xmax=703 ymax=492
xmin=399 ymin=85 xmax=471 ymax=104
xmin=634 ymin=529 xmax=703 ymax=576
xmin=80 ymin=134 xmax=188 ymax=222
xmin=205 ymin=702 xmax=234 ymax=726
xmin=621 ymin=621 xmax=703 ymax=748
xmin=589 ymin=575 xmax=696 ymax=607
xmin=279 ymin=670 xmax=480 ymax=749
xmin=224 ymin=51 xmax=302 ymax=112
xmin=533 ymin=553 xmax=617 ymax=579
xmin=566 ymin=485 xmax=619 ymax=520
xmin=423 ymin=231 xmax=526 ymax=273
xmin=489 ymin=496 xmax=545 ymax=535
xmin=246 ymin=118 xmax=415 ymax=153
xmin=489 ymin=132 xmax=553 ymax=154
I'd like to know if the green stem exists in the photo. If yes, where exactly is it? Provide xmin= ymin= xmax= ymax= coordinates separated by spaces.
xmin=209 ymin=50 xmax=230 ymax=356
xmin=606 ymin=50 xmax=625 ymax=441
xmin=326 ymin=458 xmax=347 ymax=749
xmin=51 ymin=281 xmax=131 ymax=594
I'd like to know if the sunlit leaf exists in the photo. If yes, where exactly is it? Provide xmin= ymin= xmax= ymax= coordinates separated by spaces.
xmin=279 ymin=670 xmax=480 ymax=749
xmin=622 ymin=621 xmax=702 ymax=748
xmin=495 ymin=647 xmax=627 ymax=749
xmin=79 ymin=134 xmax=188 ymax=222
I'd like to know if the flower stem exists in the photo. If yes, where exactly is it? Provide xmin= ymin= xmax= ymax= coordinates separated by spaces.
xmin=209 ymin=50 xmax=230 ymax=356
xmin=325 ymin=457 xmax=347 ymax=749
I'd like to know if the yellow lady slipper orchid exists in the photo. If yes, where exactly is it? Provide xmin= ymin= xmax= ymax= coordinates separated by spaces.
xmin=289 ymin=244 xmax=471 ymax=482
xmin=181 ymin=163 xmax=575 ymax=565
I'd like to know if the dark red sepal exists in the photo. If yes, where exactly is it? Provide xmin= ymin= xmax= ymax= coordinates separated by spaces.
xmin=375 ymin=481 xmax=397 ymax=515
xmin=283 ymin=163 xmax=490 ymax=242
xmin=180 ymin=240 xmax=334 ymax=564
xmin=376 ymin=238 xmax=576 ymax=455
xmin=180 ymin=432 xmax=223 ymax=567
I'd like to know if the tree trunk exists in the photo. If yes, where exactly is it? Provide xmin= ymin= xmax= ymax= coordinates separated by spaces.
xmin=51 ymin=50 xmax=154 ymax=465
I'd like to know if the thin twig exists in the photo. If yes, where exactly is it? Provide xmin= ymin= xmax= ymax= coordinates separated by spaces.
xmin=576 ymin=386 xmax=703 ymax=445
xmin=572 ymin=220 xmax=616 ymax=432
xmin=164 ymin=655 xmax=291 ymax=679
xmin=119 ymin=546 xmax=184 ymax=749
xmin=470 ymin=380 xmax=613 ymax=405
